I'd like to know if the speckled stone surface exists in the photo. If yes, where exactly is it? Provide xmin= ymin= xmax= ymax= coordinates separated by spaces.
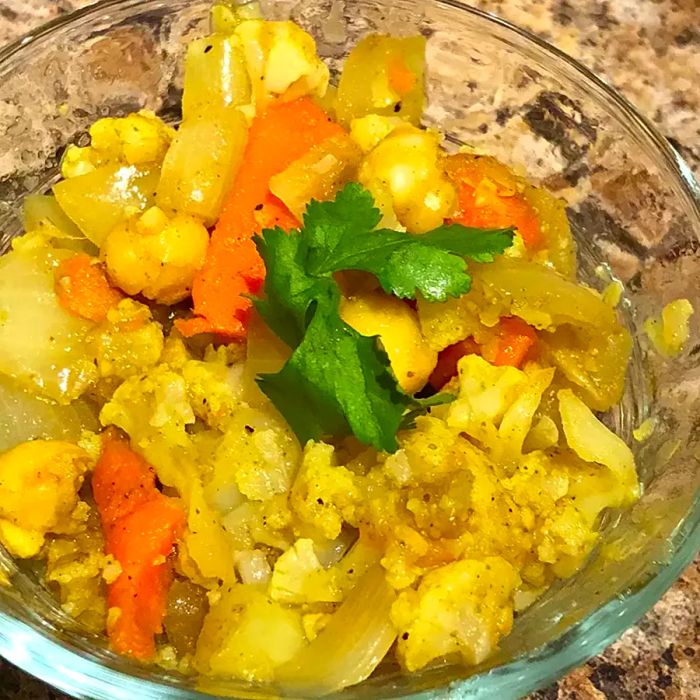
xmin=0 ymin=1 xmax=697 ymax=699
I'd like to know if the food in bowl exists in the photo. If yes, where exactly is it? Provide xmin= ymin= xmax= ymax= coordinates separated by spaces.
xmin=0 ymin=2 xmax=649 ymax=693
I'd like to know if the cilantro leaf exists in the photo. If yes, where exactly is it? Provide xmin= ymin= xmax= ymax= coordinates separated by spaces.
xmin=399 ymin=392 xmax=456 ymax=431
xmin=253 ymin=183 xmax=513 ymax=452
xmin=305 ymin=183 xmax=514 ymax=302
xmin=258 ymin=294 xmax=409 ymax=451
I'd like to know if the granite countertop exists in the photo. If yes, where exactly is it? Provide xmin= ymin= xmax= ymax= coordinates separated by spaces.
xmin=0 ymin=1 xmax=698 ymax=699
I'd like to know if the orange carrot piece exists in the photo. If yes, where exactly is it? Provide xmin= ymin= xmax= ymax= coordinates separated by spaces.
xmin=429 ymin=337 xmax=481 ymax=390
xmin=54 ymin=254 xmax=124 ymax=323
xmin=493 ymin=316 xmax=538 ymax=368
xmin=92 ymin=431 xmax=185 ymax=661
xmin=176 ymin=97 xmax=345 ymax=339
xmin=448 ymin=159 xmax=542 ymax=248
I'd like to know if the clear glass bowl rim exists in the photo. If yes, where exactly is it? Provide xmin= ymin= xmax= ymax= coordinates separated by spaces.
xmin=0 ymin=1 xmax=697 ymax=699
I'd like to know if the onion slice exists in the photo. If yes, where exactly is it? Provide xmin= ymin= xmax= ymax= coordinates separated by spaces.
xmin=275 ymin=564 xmax=396 ymax=696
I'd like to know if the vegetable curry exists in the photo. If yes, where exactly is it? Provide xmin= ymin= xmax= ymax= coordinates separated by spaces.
xmin=0 ymin=2 xmax=649 ymax=694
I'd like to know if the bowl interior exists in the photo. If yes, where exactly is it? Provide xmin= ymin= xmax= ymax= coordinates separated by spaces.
xmin=0 ymin=1 xmax=698 ymax=699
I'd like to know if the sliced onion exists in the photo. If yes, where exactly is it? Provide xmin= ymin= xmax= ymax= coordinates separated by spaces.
xmin=275 ymin=564 xmax=397 ymax=696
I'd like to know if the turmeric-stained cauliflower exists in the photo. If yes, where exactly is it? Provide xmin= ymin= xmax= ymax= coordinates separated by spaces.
xmin=0 ymin=440 xmax=91 ymax=557
xmin=61 ymin=111 xmax=174 ymax=178
xmin=392 ymin=557 xmax=519 ymax=671
xmin=89 ymin=299 xmax=164 ymax=380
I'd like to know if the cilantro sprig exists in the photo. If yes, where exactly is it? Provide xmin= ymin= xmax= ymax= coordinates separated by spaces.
xmin=253 ymin=183 xmax=513 ymax=452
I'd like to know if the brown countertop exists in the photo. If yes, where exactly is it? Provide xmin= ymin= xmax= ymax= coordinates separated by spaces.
xmin=0 ymin=1 xmax=697 ymax=699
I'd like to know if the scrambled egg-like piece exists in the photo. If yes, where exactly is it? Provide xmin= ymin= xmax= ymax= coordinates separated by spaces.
xmin=0 ymin=440 xmax=91 ymax=557
xmin=103 ymin=206 xmax=209 ymax=305
xmin=61 ymin=111 xmax=174 ymax=178
xmin=234 ymin=20 xmax=329 ymax=112
xmin=392 ymin=557 xmax=519 ymax=670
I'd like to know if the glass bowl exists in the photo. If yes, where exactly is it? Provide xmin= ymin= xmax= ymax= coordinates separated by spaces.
xmin=0 ymin=1 xmax=698 ymax=699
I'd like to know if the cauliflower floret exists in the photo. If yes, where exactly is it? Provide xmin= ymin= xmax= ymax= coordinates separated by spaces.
xmin=290 ymin=442 xmax=359 ymax=540
xmin=0 ymin=440 xmax=91 ymax=557
xmin=358 ymin=124 xmax=456 ymax=233
xmin=391 ymin=557 xmax=519 ymax=671
xmin=212 ymin=405 xmax=301 ymax=502
xmin=61 ymin=111 xmax=174 ymax=178
xmin=89 ymin=298 xmax=164 ymax=380
xmin=269 ymin=538 xmax=340 ymax=604
xmin=234 ymin=20 xmax=329 ymax=112
xmin=182 ymin=359 xmax=243 ymax=431
xmin=446 ymin=354 xmax=529 ymax=446
xmin=102 ymin=206 xmax=209 ymax=305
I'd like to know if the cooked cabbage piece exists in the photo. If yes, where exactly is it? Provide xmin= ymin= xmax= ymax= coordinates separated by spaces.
xmin=157 ymin=108 xmax=248 ymax=225
xmin=0 ymin=242 xmax=97 ymax=403
xmin=336 ymin=35 xmax=426 ymax=126
xmin=0 ymin=375 xmax=97 ymax=452
xmin=53 ymin=163 xmax=160 ymax=245
xmin=23 ymin=194 xmax=97 ymax=255
xmin=182 ymin=35 xmax=251 ymax=120
xmin=418 ymin=258 xmax=631 ymax=410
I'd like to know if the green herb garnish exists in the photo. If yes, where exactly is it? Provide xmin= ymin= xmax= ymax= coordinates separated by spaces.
xmin=253 ymin=183 xmax=512 ymax=452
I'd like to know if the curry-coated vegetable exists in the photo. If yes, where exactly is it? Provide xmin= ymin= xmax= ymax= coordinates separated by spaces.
xmin=53 ymin=163 xmax=160 ymax=246
xmin=181 ymin=35 xmax=251 ymax=120
xmin=177 ymin=97 xmax=344 ymax=339
xmin=269 ymin=134 xmax=363 ymax=220
xmin=0 ymin=242 xmax=97 ymax=403
xmin=340 ymin=291 xmax=437 ymax=394
xmin=103 ymin=206 xmax=209 ymax=305
xmin=358 ymin=124 xmax=456 ymax=233
xmin=336 ymin=35 xmax=426 ymax=126
xmin=92 ymin=431 xmax=185 ymax=661
xmin=54 ymin=254 xmax=125 ymax=323
xmin=0 ymin=440 xmax=91 ymax=558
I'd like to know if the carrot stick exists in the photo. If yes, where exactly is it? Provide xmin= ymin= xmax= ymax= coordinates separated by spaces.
xmin=176 ymin=97 xmax=345 ymax=339
xmin=54 ymin=254 xmax=124 ymax=323
xmin=92 ymin=430 xmax=185 ymax=661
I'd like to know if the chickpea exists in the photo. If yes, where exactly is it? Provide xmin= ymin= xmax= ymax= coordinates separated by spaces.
xmin=359 ymin=124 xmax=456 ymax=234
xmin=103 ymin=206 xmax=209 ymax=305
